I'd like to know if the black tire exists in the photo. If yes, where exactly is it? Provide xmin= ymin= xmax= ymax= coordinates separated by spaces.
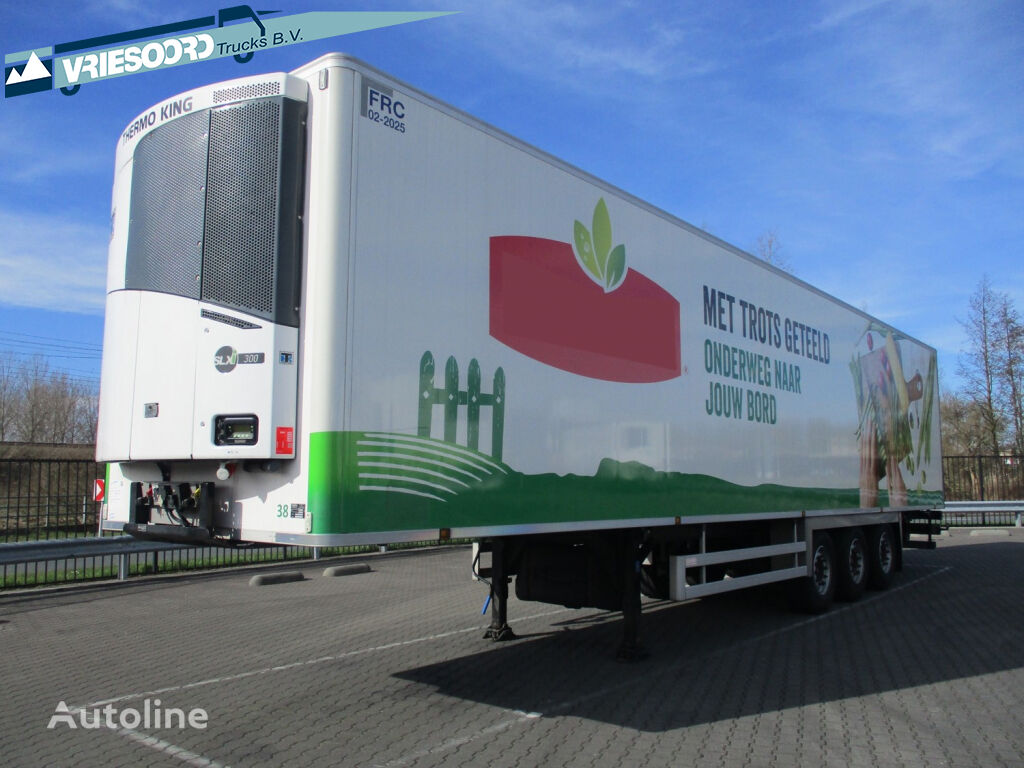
xmin=867 ymin=525 xmax=896 ymax=590
xmin=792 ymin=532 xmax=836 ymax=614
xmin=835 ymin=527 xmax=868 ymax=601
xmin=640 ymin=560 xmax=669 ymax=600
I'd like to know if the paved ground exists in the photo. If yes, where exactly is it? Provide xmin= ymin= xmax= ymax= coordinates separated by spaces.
xmin=1 ymin=529 xmax=1022 ymax=767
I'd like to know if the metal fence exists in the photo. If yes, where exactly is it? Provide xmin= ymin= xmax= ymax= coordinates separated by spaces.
xmin=1 ymin=457 xmax=103 ymax=542
xmin=942 ymin=455 xmax=1024 ymax=501
xmin=940 ymin=501 xmax=1024 ymax=528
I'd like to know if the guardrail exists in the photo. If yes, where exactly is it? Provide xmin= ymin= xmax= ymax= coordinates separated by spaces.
xmin=0 ymin=535 xmax=194 ymax=580
xmin=941 ymin=501 xmax=1024 ymax=528
xmin=0 ymin=532 xmax=460 ymax=590
xmin=0 ymin=533 xmax=329 ymax=589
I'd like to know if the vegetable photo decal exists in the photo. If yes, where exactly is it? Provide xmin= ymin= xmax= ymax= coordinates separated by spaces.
xmin=573 ymin=198 xmax=627 ymax=292
xmin=850 ymin=322 xmax=937 ymax=507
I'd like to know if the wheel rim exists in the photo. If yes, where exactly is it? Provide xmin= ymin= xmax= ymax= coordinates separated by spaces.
xmin=848 ymin=539 xmax=865 ymax=583
xmin=877 ymin=532 xmax=893 ymax=574
xmin=812 ymin=544 xmax=831 ymax=595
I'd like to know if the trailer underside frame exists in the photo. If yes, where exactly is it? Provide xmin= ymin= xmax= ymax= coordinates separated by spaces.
xmin=475 ymin=507 xmax=935 ymax=659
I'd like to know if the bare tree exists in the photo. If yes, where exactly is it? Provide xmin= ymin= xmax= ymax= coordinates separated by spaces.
xmin=754 ymin=229 xmax=795 ymax=274
xmin=994 ymin=294 xmax=1024 ymax=454
xmin=15 ymin=357 xmax=51 ymax=443
xmin=65 ymin=378 xmax=98 ymax=444
xmin=940 ymin=392 xmax=991 ymax=455
xmin=957 ymin=276 xmax=1003 ymax=453
xmin=0 ymin=354 xmax=98 ymax=444
xmin=0 ymin=355 xmax=17 ymax=441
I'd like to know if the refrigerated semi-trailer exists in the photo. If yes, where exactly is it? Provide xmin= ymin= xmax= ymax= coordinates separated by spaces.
xmin=97 ymin=54 xmax=942 ymax=656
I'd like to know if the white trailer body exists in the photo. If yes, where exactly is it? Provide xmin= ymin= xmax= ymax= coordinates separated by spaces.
xmin=97 ymin=55 xmax=941 ymax=629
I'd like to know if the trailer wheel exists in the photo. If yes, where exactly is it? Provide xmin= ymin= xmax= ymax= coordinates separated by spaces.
xmin=640 ymin=558 xmax=669 ymax=600
xmin=835 ymin=527 xmax=867 ymax=601
xmin=793 ymin=532 xmax=835 ymax=614
xmin=867 ymin=525 xmax=896 ymax=590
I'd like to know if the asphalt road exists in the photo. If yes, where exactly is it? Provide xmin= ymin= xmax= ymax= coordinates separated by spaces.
xmin=1 ymin=529 xmax=1022 ymax=767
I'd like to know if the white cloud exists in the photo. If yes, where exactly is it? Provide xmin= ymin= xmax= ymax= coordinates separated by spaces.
xmin=813 ymin=0 xmax=897 ymax=31
xmin=800 ymin=1 xmax=1024 ymax=180
xmin=0 ymin=99 xmax=112 ymax=188
xmin=444 ymin=0 xmax=720 ymax=92
xmin=0 ymin=210 xmax=107 ymax=314
xmin=4 ymin=148 xmax=110 ymax=185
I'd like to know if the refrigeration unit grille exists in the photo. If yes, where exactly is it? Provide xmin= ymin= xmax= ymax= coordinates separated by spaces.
xmin=124 ymin=110 xmax=208 ymax=300
xmin=122 ymin=95 xmax=306 ymax=327
xmin=202 ymin=99 xmax=281 ymax=318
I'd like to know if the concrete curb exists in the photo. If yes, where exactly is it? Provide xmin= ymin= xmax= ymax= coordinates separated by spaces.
xmin=249 ymin=571 xmax=305 ymax=587
xmin=323 ymin=563 xmax=371 ymax=578
xmin=945 ymin=526 xmax=1023 ymax=538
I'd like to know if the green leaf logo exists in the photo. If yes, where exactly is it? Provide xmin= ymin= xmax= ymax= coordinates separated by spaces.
xmin=573 ymin=220 xmax=598 ymax=277
xmin=592 ymin=198 xmax=612 ymax=274
xmin=572 ymin=198 xmax=628 ymax=292
xmin=605 ymin=244 xmax=626 ymax=290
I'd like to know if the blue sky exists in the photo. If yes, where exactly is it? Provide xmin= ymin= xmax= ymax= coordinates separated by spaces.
xmin=1 ymin=0 xmax=1022 ymax=395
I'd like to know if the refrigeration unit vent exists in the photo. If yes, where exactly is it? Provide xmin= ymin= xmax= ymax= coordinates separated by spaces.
xmin=200 ymin=309 xmax=262 ymax=330
xmin=213 ymin=81 xmax=282 ymax=104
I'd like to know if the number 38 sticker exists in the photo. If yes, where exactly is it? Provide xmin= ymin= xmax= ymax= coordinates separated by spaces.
xmin=276 ymin=504 xmax=306 ymax=519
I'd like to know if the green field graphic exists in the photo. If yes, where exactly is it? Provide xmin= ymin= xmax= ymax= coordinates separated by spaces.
xmin=308 ymin=431 xmax=942 ymax=535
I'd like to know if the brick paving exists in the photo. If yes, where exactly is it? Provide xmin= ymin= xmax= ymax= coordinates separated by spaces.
xmin=1 ymin=530 xmax=1022 ymax=767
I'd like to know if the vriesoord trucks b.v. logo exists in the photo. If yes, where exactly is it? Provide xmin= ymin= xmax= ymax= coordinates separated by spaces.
xmin=4 ymin=5 xmax=453 ymax=99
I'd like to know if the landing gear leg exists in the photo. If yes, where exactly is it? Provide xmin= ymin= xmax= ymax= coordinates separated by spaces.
xmin=616 ymin=532 xmax=648 ymax=661
xmin=484 ymin=538 xmax=516 ymax=641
